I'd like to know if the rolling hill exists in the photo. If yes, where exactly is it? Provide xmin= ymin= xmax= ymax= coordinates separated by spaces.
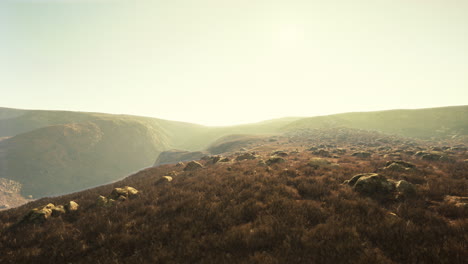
xmin=0 ymin=105 xmax=466 ymax=203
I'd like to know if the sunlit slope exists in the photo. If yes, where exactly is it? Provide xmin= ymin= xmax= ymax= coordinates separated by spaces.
xmin=283 ymin=105 xmax=468 ymax=139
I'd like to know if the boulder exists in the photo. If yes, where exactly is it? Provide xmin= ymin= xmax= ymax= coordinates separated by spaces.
xmin=97 ymin=195 xmax=115 ymax=207
xmin=155 ymin=176 xmax=173 ymax=185
xmin=183 ymin=161 xmax=203 ymax=171
xmin=110 ymin=186 xmax=139 ymax=200
xmin=395 ymin=180 xmax=416 ymax=197
xmin=352 ymin=173 xmax=395 ymax=196
xmin=383 ymin=161 xmax=416 ymax=172
xmin=51 ymin=205 xmax=66 ymax=217
xmin=65 ymin=201 xmax=79 ymax=212
xmin=21 ymin=204 xmax=55 ymax=224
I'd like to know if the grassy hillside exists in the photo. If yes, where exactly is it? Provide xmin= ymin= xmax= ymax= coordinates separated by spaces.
xmin=0 ymin=129 xmax=466 ymax=263
xmin=0 ymin=118 xmax=171 ymax=197
xmin=283 ymin=105 xmax=468 ymax=139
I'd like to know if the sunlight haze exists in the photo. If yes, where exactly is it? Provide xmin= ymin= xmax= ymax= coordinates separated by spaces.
xmin=1 ymin=0 xmax=467 ymax=125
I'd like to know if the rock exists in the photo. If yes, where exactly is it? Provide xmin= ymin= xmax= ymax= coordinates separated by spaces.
xmin=176 ymin=162 xmax=184 ymax=167
xmin=155 ymin=176 xmax=173 ymax=185
xmin=385 ymin=160 xmax=415 ymax=169
xmin=395 ymin=180 xmax=416 ymax=197
xmin=421 ymin=153 xmax=442 ymax=161
xmin=22 ymin=204 xmax=55 ymax=223
xmin=183 ymin=161 xmax=203 ymax=171
xmin=65 ymin=201 xmax=79 ymax=212
xmin=257 ymin=159 xmax=267 ymax=167
xmin=219 ymin=157 xmax=230 ymax=162
xmin=352 ymin=173 xmax=395 ymax=196
xmin=0 ymin=204 xmax=9 ymax=209
xmin=352 ymin=152 xmax=371 ymax=158
xmin=343 ymin=173 xmax=373 ymax=186
xmin=271 ymin=151 xmax=288 ymax=157
xmin=444 ymin=195 xmax=468 ymax=208
xmin=97 ymin=195 xmax=109 ymax=206
xmin=235 ymin=152 xmax=257 ymax=161
xmin=206 ymin=156 xmax=221 ymax=165
xmin=266 ymin=156 xmax=286 ymax=165
xmin=110 ymin=186 xmax=139 ymax=200
xmin=51 ymin=205 xmax=66 ymax=217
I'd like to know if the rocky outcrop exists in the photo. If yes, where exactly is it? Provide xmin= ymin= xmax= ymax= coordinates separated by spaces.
xmin=184 ymin=161 xmax=204 ymax=171
xmin=20 ymin=201 xmax=79 ymax=224
xmin=110 ymin=186 xmax=139 ymax=200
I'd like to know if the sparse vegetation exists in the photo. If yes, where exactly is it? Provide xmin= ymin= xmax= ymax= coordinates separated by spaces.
xmin=0 ymin=127 xmax=466 ymax=263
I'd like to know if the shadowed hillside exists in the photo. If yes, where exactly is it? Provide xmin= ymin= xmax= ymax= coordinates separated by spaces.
xmin=0 ymin=128 xmax=466 ymax=263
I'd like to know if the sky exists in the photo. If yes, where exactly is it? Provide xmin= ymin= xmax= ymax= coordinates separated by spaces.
xmin=0 ymin=0 xmax=467 ymax=126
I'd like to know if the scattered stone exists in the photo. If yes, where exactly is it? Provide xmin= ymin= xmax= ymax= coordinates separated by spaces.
xmin=21 ymin=204 xmax=55 ymax=224
xmin=383 ymin=161 xmax=416 ymax=172
xmin=97 ymin=195 xmax=109 ymax=206
xmin=110 ymin=186 xmax=139 ymax=200
xmin=266 ymin=156 xmax=286 ymax=165
xmin=235 ymin=152 xmax=257 ymax=161
xmin=65 ymin=201 xmax=79 ymax=212
xmin=184 ymin=161 xmax=204 ymax=171
xmin=155 ymin=176 xmax=173 ymax=185
xmin=51 ymin=205 xmax=66 ymax=217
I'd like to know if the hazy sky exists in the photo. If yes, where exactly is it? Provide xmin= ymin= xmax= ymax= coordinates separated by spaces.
xmin=1 ymin=0 xmax=467 ymax=126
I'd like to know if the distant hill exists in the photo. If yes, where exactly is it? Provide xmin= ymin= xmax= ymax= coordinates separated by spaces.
xmin=0 ymin=108 xmax=289 ymax=199
xmin=282 ymin=105 xmax=468 ymax=139
xmin=0 ymin=105 xmax=466 ymax=201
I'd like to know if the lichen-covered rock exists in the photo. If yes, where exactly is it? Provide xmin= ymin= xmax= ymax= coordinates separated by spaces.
xmin=110 ymin=186 xmax=139 ymax=200
xmin=51 ymin=205 xmax=66 ymax=217
xmin=21 ymin=204 xmax=55 ymax=224
xmin=352 ymin=174 xmax=395 ymax=195
xmin=395 ymin=180 xmax=416 ymax=197
xmin=183 ymin=161 xmax=203 ymax=171
xmin=155 ymin=176 xmax=173 ymax=185
xmin=65 ymin=201 xmax=79 ymax=212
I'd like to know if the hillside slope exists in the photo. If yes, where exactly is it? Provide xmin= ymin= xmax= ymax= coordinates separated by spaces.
xmin=0 ymin=129 xmax=466 ymax=263
xmin=283 ymin=105 xmax=468 ymax=139
xmin=0 ymin=118 xmax=170 ymax=197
